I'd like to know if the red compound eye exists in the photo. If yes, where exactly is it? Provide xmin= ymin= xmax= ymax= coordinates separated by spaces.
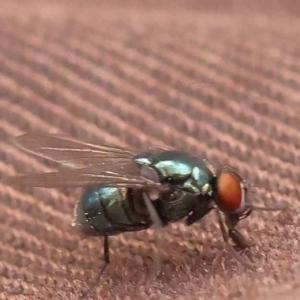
xmin=217 ymin=171 xmax=245 ymax=213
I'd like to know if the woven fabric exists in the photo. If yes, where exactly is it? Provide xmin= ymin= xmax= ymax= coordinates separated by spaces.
xmin=1 ymin=1 xmax=300 ymax=299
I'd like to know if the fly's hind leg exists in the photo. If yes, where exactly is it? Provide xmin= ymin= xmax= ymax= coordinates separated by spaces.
xmin=80 ymin=235 xmax=110 ymax=299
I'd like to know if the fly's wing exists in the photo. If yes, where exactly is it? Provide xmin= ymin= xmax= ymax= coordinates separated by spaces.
xmin=13 ymin=133 xmax=136 ymax=168
xmin=13 ymin=133 xmax=173 ymax=168
xmin=3 ymin=133 xmax=162 ymax=188
xmin=4 ymin=165 xmax=158 ymax=188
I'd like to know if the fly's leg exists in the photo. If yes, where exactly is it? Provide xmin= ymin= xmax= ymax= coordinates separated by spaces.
xmin=80 ymin=222 xmax=150 ymax=298
xmin=143 ymin=191 xmax=164 ymax=278
xmin=228 ymin=227 xmax=252 ymax=249
xmin=80 ymin=235 xmax=110 ymax=299
xmin=225 ymin=212 xmax=253 ymax=250
xmin=213 ymin=209 xmax=254 ymax=272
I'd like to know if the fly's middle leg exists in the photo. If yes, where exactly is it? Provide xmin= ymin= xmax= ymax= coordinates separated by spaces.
xmin=143 ymin=190 xmax=164 ymax=278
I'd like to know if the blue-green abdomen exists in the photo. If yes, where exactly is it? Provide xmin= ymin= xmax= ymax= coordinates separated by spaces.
xmin=74 ymin=186 xmax=150 ymax=235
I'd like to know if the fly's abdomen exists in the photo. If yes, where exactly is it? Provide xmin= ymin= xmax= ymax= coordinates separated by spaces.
xmin=73 ymin=186 xmax=150 ymax=236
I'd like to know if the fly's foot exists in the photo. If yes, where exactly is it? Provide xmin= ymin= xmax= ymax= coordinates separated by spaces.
xmin=209 ymin=242 xmax=254 ymax=280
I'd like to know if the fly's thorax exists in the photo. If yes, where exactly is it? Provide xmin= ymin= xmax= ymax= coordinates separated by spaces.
xmin=144 ymin=185 xmax=161 ymax=201
xmin=180 ymin=165 xmax=215 ymax=195
xmin=134 ymin=150 xmax=215 ymax=196
xmin=134 ymin=151 xmax=217 ymax=223
xmin=151 ymin=186 xmax=215 ymax=224
xmin=134 ymin=151 xmax=194 ymax=184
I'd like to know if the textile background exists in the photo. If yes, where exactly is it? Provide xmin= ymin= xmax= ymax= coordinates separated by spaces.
xmin=1 ymin=1 xmax=300 ymax=299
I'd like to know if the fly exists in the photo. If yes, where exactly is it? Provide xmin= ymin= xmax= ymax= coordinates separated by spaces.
xmin=3 ymin=133 xmax=286 ymax=297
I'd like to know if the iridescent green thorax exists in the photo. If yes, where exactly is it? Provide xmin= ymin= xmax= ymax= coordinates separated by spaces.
xmin=134 ymin=150 xmax=215 ymax=195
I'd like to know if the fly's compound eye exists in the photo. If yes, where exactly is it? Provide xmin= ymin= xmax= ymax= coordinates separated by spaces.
xmin=216 ymin=171 xmax=247 ymax=214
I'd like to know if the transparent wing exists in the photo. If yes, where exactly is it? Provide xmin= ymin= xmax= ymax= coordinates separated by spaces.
xmin=4 ymin=133 xmax=164 ymax=188
xmin=13 ymin=132 xmax=137 ymax=168
xmin=4 ymin=166 xmax=159 ymax=188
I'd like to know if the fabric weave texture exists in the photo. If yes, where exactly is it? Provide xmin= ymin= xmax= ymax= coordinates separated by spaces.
xmin=1 ymin=1 xmax=300 ymax=299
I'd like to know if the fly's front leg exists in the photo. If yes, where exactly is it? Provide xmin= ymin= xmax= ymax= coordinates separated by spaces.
xmin=214 ymin=209 xmax=254 ymax=270
xmin=228 ymin=227 xmax=252 ymax=249
xmin=226 ymin=214 xmax=253 ymax=249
